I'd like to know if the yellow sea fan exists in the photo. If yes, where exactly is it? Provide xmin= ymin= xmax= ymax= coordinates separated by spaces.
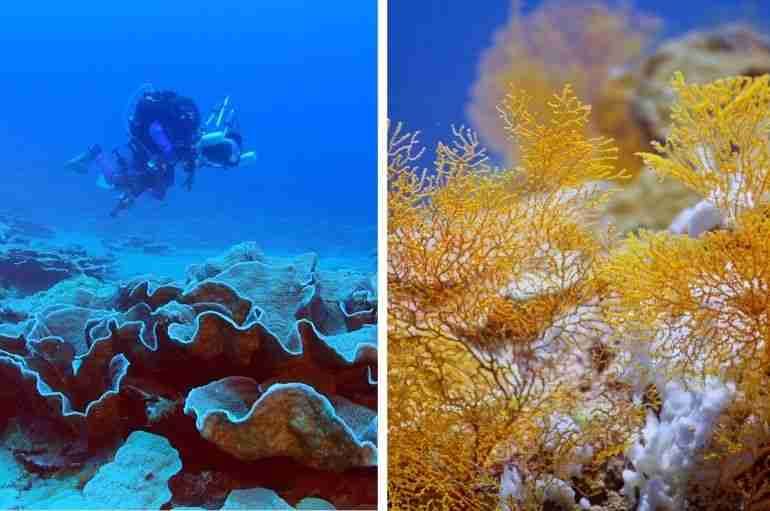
xmin=602 ymin=208 xmax=770 ymax=377
xmin=603 ymin=72 xmax=770 ymax=506
xmin=468 ymin=0 xmax=659 ymax=175
xmin=499 ymin=85 xmax=631 ymax=192
xmin=388 ymin=85 xmax=637 ymax=510
xmin=638 ymin=72 xmax=770 ymax=225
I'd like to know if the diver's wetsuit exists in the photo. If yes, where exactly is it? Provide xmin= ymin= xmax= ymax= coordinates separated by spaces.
xmin=95 ymin=90 xmax=200 ymax=216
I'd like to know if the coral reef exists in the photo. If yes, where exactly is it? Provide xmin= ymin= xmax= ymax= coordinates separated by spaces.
xmin=220 ymin=487 xmax=335 ymax=510
xmin=630 ymin=24 xmax=770 ymax=141
xmin=0 ymin=245 xmax=116 ymax=296
xmin=185 ymin=380 xmax=376 ymax=471
xmin=0 ymin=212 xmax=56 ymax=243
xmin=468 ymin=0 xmax=659 ymax=175
xmin=606 ymin=25 xmax=770 ymax=232
xmin=185 ymin=241 xmax=266 ymax=282
xmin=604 ymin=167 xmax=699 ymax=233
xmin=470 ymin=8 xmax=770 ymax=234
xmin=388 ymin=89 xmax=638 ymax=510
xmin=620 ymin=379 xmax=735 ymax=511
xmin=0 ymin=242 xmax=377 ymax=509
xmin=601 ymin=73 xmax=770 ymax=511
xmin=390 ymin=73 xmax=770 ymax=510
xmin=82 ymin=431 xmax=182 ymax=509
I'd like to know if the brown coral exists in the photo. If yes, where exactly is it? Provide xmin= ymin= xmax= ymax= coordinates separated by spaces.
xmin=0 ymin=245 xmax=378 ymax=509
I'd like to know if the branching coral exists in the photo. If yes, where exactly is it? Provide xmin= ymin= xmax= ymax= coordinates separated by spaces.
xmin=638 ymin=72 xmax=770 ymax=226
xmin=388 ymin=87 xmax=639 ymax=510
xmin=603 ymin=210 xmax=770 ymax=379
xmin=468 ymin=0 xmax=659 ymax=175
xmin=395 ymin=28 xmax=770 ymax=505
xmin=602 ymin=73 xmax=770 ymax=510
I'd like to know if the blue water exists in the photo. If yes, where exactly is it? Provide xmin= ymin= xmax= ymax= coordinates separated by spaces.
xmin=0 ymin=1 xmax=376 ymax=275
xmin=389 ymin=0 xmax=769 ymax=160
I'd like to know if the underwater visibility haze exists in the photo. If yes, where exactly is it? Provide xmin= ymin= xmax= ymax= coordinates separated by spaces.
xmin=1 ymin=0 xmax=377 ymax=276
xmin=0 ymin=2 xmax=378 ymax=510
xmin=389 ymin=0 xmax=770 ymax=157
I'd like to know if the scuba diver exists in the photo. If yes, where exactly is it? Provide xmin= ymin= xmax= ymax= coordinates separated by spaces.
xmin=65 ymin=85 xmax=256 ymax=217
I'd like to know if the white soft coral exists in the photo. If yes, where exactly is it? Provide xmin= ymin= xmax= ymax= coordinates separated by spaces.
xmin=622 ymin=377 xmax=735 ymax=511
xmin=668 ymin=199 xmax=722 ymax=237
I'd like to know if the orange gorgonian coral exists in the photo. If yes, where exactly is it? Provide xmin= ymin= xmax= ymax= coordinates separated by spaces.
xmin=602 ymin=73 xmax=770 ymax=510
xmin=468 ymin=0 xmax=659 ymax=175
xmin=388 ymin=86 xmax=638 ymax=510
xmin=638 ymin=72 xmax=770 ymax=226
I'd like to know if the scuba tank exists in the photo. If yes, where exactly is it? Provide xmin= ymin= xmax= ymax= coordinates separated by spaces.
xmin=126 ymin=84 xmax=201 ymax=158
xmin=124 ymin=83 xmax=156 ymax=137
